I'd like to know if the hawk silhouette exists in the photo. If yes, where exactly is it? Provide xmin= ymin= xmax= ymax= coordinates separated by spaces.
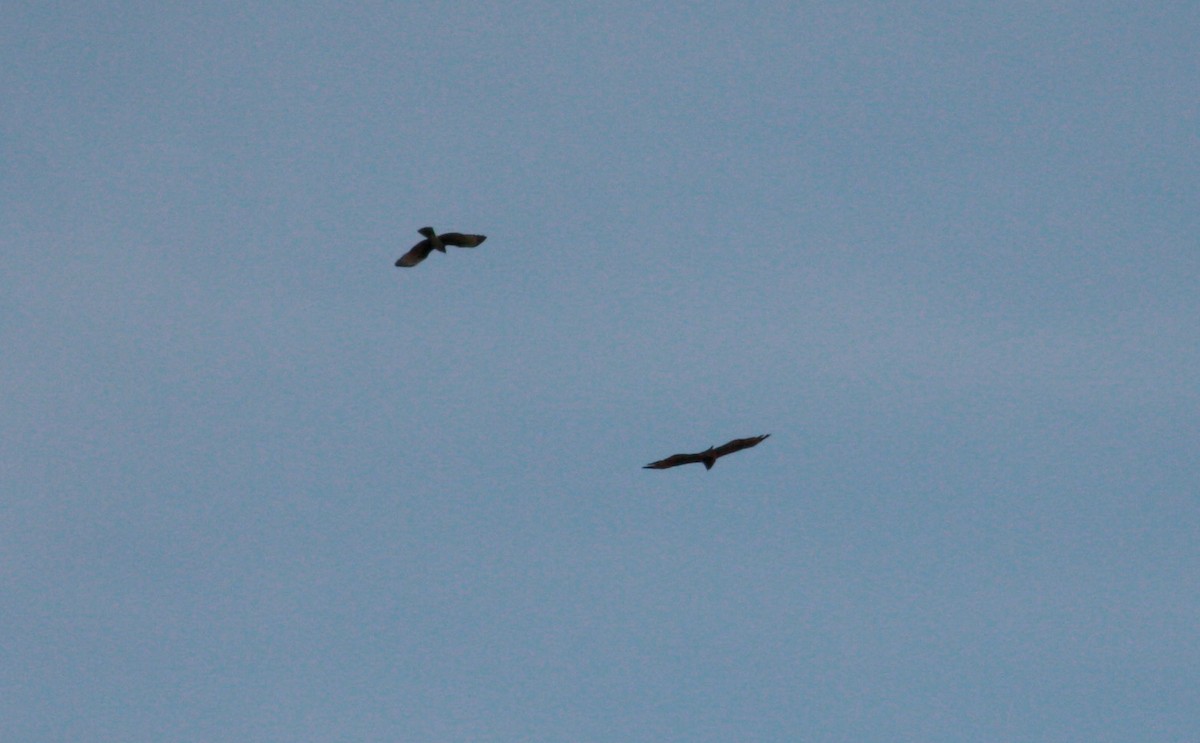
xmin=395 ymin=227 xmax=487 ymax=267
xmin=643 ymin=434 xmax=770 ymax=470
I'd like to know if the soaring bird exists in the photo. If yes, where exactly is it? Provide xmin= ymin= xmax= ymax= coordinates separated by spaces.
xmin=643 ymin=434 xmax=770 ymax=470
xmin=395 ymin=227 xmax=487 ymax=267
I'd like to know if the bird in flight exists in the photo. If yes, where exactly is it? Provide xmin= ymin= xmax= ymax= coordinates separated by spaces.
xmin=395 ymin=227 xmax=487 ymax=267
xmin=643 ymin=434 xmax=770 ymax=470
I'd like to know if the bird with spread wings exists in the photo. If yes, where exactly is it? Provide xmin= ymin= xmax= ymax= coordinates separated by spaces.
xmin=643 ymin=434 xmax=770 ymax=471
xmin=395 ymin=226 xmax=487 ymax=267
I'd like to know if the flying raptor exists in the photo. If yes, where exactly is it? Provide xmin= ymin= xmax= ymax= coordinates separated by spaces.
xmin=643 ymin=434 xmax=770 ymax=471
xmin=395 ymin=227 xmax=487 ymax=267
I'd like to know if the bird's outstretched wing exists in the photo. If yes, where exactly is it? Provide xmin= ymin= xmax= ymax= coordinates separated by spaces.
xmin=643 ymin=451 xmax=706 ymax=470
xmin=439 ymin=233 xmax=487 ymax=248
xmin=710 ymin=434 xmax=770 ymax=459
xmin=395 ymin=239 xmax=434 ymax=267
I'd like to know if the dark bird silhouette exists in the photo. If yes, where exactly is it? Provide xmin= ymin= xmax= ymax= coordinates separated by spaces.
xmin=395 ymin=227 xmax=487 ymax=267
xmin=643 ymin=434 xmax=770 ymax=470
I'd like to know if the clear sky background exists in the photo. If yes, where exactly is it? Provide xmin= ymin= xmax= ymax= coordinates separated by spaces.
xmin=3 ymin=2 xmax=1198 ymax=741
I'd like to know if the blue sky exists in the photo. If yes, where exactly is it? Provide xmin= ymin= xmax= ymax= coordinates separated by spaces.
xmin=3 ymin=2 xmax=1198 ymax=740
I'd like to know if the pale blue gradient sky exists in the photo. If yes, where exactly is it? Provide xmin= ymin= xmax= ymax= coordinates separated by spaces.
xmin=3 ymin=2 xmax=1198 ymax=741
